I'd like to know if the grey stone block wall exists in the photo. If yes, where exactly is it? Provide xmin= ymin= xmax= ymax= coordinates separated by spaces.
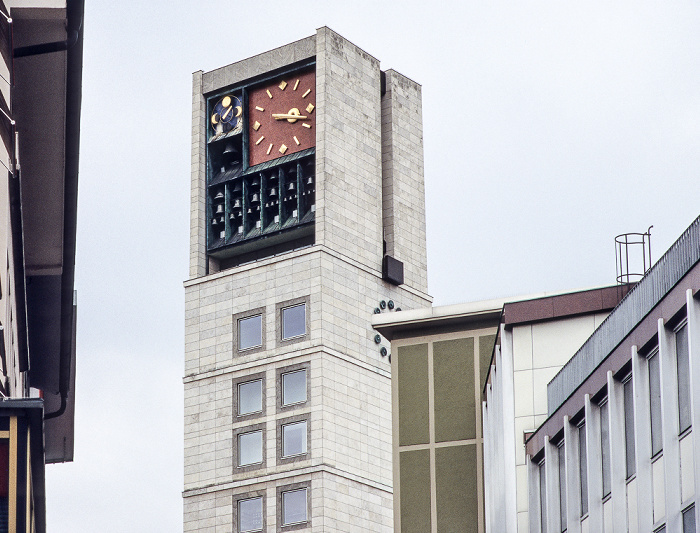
xmin=381 ymin=70 xmax=429 ymax=293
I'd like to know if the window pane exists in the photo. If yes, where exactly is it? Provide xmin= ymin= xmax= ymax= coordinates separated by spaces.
xmin=683 ymin=504 xmax=695 ymax=533
xmin=239 ymin=315 xmax=262 ymax=350
xmin=558 ymin=443 xmax=567 ymax=532
xmin=282 ymin=304 xmax=306 ymax=339
xmin=539 ymin=461 xmax=547 ymax=532
xmin=239 ymin=430 xmax=263 ymax=466
xmin=238 ymin=380 xmax=262 ymax=415
xmin=623 ymin=378 xmax=636 ymax=478
xmin=649 ymin=352 xmax=663 ymax=456
xmin=601 ymin=401 xmax=611 ymax=498
xmin=282 ymin=421 xmax=307 ymax=457
xmin=676 ymin=325 xmax=691 ymax=433
xmin=282 ymin=369 xmax=307 ymax=406
xmin=282 ymin=488 xmax=307 ymax=525
xmin=579 ymin=422 xmax=588 ymax=516
xmin=238 ymin=497 xmax=263 ymax=532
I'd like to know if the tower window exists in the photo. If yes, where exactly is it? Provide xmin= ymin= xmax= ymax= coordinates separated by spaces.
xmin=238 ymin=379 xmax=263 ymax=416
xmin=282 ymin=421 xmax=308 ymax=457
xmin=282 ymin=488 xmax=307 ymax=526
xmin=282 ymin=369 xmax=307 ymax=406
xmin=238 ymin=497 xmax=263 ymax=532
xmin=238 ymin=430 xmax=263 ymax=466
xmin=238 ymin=314 xmax=263 ymax=350
xmin=282 ymin=304 xmax=306 ymax=340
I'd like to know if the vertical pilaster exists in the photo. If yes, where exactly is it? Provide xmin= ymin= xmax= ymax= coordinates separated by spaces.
xmin=564 ymin=416 xmax=582 ymax=533
xmin=606 ymin=371 xmax=627 ymax=532
xmin=528 ymin=455 xmax=542 ymax=533
xmin=544 ymin=437 xmax=559 ymax=533
xmin=584 ymin=395 xmax=603 ymax=532
xmin=500 ymin=326 xmax=518 ymax=533
xmin=687 ymin=289 xmax=700 ymax=529
xmin=659 ymin=318 xmax=682 ymax=530
xmin=190 ymin=70 xmax=207 ymax=278
xmin=631 ymin=344 xmax=654 ymax=531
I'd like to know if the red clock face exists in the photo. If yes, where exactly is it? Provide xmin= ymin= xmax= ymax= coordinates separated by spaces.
xmin=248 ymin=69 xmax=316 ymax=167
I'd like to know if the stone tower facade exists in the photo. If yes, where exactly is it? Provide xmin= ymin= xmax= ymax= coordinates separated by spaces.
xmin=185 ymin=28 xmax=430 ymax=532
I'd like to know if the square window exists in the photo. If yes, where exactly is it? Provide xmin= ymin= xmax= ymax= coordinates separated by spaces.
xmin=238 ymin=430 xmax=263 ymax=466
xmin=238 ymin=497 xmax=263 ymax=532
xmin=238 ymin=379 xmax=263 ymax=416
xmin=282 ymin=488 xmax=307 ymax=526
xmin=282 ymin=304 xmax=306 ymax=340
xmin=282 ymin=421 xmax=307 ymax=457
xmin=282 ymin=369 xmax=307 ymax=406
xmin=239 ymin=315 xmax=262 ymax=350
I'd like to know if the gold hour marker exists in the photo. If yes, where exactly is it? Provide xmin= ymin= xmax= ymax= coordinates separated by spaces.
xmin=267 ymin=143 xmax=273 ymax=155
xmin=279 ymin=144 xmax=288 ymax=154
xmin=293 ymin=136 xmax=300 ymax=146
xmin=293 ymin=79 xmax=300 ymax=90
xmin=255 ymin=135 xmax=264 ymax=145
xmin=302 ymin=123 xmax=311 ymax=128
xmin=266 ymin=89 xmax=273 ymax=98
xmin=279 ymin=80 xmax=287 ymax=90
xmin=302 ymin=89 xmax=311 ymax=98
xmin=253 ymin=121 xmax=261 ymax=131
xmin=306 ymin=103 xmax=314 ymax=114
xmin=255 ymin=106 xmax=264 ymax=112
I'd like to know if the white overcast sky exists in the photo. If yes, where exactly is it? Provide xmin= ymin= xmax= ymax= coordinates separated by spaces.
xmin=44 ymin=1 xmax=700 ymax=531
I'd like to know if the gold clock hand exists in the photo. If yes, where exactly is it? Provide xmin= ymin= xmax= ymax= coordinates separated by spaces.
xmin=272 ymin=114 xmax=309 ymax=120
xmin=222 ymin=106 xmax=233 ymax=120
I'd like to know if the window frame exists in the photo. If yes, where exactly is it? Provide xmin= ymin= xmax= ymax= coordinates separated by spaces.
xmin=675 ymin=321 xmax=691 ymax=435
xmin=578 ymin=420 xmax=588 ymax=518
xmin=647 ymin=348 xmax=663 ymax=457
xmin=233 ymin=373 xmax=266 ymax=422
xmin=234 ymin=492 xmax=266 ymax=533
xmin=277 ymin=362 xmax=310 ymax=413
xmin=233 ymin=423 xmax=266 ymax=473
xmin=599 ymin=398 xmax=611 ymax=499
xmin=276 ymin=296 xmax=309 ymax=347
xmin=233 ymin=307 xmax=266 ymax=356
xmin=622 ymin=374 xmax=636 ymax=480
xmin=277 ymin=414 xmax=310 ymax=466
xmin=277 ymin=482 xmax=311 ymax=531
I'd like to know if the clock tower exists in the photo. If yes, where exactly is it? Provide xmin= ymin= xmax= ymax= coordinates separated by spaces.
xmin=185 ymin=28 xmax=430 ymax=532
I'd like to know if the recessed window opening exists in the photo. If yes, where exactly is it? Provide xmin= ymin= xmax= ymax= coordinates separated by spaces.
xmin=238 ymin=379 xmax=263 ymax=416
xmin=600 ymin=399 xmax=611 ymax=498
xmin=539 ymin=459 xmax=547 ymax=532
xmin=282 ymin=369 xmax=307 ymax=406
xmin=578 ymin=421 xmax=588 ymax=517
xmin=238 ymin=430 xmax=263 ymax=466
xmin=557 ymin=440 xmax=567 ymax=532
xmin=239 ymin=314 xmax=262 ymax=350
xmin=238 ymin=497 xmax=263 ymax=532
xmin=282 ymin=421 xmax=307 ymax=457
xmin=648 ymin=350 xmax=663 ymax=457
xmin=675 ymin=322 xmax=691 ymax=434
xmin=282 ymin=488 xmax=307 ymax=526
xmin=282 ymin=303 xmax=306 ymax=340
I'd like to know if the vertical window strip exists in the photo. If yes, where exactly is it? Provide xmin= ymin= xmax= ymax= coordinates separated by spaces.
xmin=648 ymin=352 xmax=663 ymax=456
xmin=558 ymin=442 xmax=567 ymax=532
xmin=600 ymin=401 xmax=611 ymax=498
xmin=676 ymin=324 xmax=691 ymax=434
xmin=579 ymin=422 xmax=588 ymax=517
xmin=623 ymin=377 xmax=636 ymax=479
xmin=682 ymin=504 xmax=695 ymax=533
xmin=539 ymin=461 xmax=547 ymax=533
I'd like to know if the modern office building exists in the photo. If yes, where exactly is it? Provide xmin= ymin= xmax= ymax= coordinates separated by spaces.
xmin=185 ymin=29 xmax=431 ymax=532
xmin=373 ymin=286 xmax=629 ymax=533
xmin=481 ymin=285 xmax=630 ymax=533
xmin=524 ymin=215 xmax=700 ymax=533
xmin=0 ymin=1 xmax=84 ymax=532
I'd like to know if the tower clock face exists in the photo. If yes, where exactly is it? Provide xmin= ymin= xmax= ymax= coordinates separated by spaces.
xmin=248 ymin=69 xmax=316 ymax=166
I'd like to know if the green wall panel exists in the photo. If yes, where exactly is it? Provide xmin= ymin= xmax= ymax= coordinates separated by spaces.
xmin=434 ymin=338 xmax=475 ymax=442
xmin=399 ymin=449 xmax=432 ymax=533
xmin=479 ymin=334 xmax=496 ymax=391
xmin=398 ymin=344 xmax=430 ymax=446
xmin=436 ymin=445 xmax=478 ymax=532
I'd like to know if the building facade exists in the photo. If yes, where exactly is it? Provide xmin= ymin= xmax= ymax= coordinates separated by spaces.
xmin=481 ymin=286 xmax=629 ymax=533
xmin=185 ymin=29 xmax=431 ymax=532
xmin=525 ymin=215 xmax=700 ymax=533
xmin=0 ymin=1 xmax=83 ymax=532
